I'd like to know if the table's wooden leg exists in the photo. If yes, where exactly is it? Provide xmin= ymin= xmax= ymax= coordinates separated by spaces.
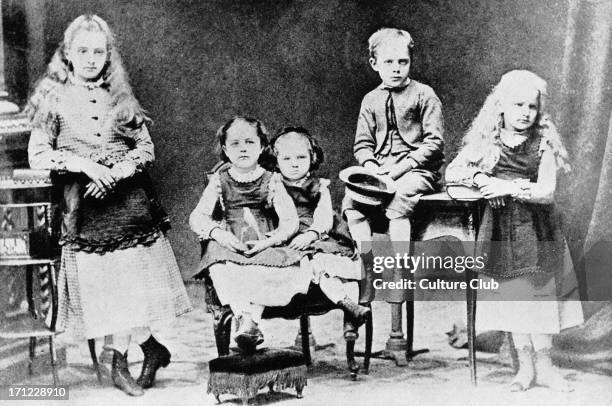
xmin=369 ymin=303 xmax=408 ymax=366
xmin=385 ymin=302 xmax=409 ymax=366
xmin=405 ymin=294 xmax=429 ymax=361
xmin=466 ymin=269 xmax=477 ymax=385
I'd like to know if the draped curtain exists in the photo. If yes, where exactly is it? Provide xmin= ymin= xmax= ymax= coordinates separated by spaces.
xmin=550 ymin=0 xmax=612 ymax=374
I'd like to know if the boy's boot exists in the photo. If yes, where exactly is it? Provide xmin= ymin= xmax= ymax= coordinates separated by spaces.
xmin=343 ymin=313 xmax=359 ymax=341
xmin=337 ymin=296 xmax=371 ymax=327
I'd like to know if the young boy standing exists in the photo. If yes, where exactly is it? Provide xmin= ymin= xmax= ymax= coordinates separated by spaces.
xmin=343 ymin=28 xmax=444 ymax=303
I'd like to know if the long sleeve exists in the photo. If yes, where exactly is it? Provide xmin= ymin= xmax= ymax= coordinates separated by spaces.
xmin=122 ymin=124 xmax=155 ymax=170
xmin=445 ymin=146 xmax=488 ymax=185
xmin=308 ymin=179 xmax=333 ymax=236
xmin=189 ymin=173 xmax=224 ymax=239
xmin=267 ymin=174 xmax=299 ymax=244
xmin=409 ymin=88 xmax=444 ymax=167
xmin=353 ymin=96 xmax=378 ymax=165
xmin=28 ymin=124 xmax=82 ymax=172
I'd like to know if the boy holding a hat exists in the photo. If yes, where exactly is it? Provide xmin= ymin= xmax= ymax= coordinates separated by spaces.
xmin=342 ymin=28 xmax=444 ymax=304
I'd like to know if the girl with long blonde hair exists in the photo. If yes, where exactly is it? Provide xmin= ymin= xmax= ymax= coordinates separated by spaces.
xmin=446 ymin=70 xmax=583 ymax=391
xmin=27 ymin=15 xmax=191 ymax=396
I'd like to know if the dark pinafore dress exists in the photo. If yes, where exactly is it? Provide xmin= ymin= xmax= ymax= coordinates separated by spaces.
xmin=283 ymin=176 xmax=362 ymax=282
xmin=282 ymin=176 xmax=356 ymax=258
xmin=475 ymin=133 xmax=583 ymax=333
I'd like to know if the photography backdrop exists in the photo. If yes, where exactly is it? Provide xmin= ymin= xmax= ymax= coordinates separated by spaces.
xmin=3 ymin=0 xmax=576 ymax=278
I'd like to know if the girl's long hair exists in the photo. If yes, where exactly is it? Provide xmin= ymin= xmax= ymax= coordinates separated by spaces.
xmin=26 ymin=14 xmax=149 ymax=134
xmin=459 ymin=70 xmax=570 ymax=173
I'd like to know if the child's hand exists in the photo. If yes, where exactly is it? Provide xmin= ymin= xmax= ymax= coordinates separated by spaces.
xmin=363 ymin=161 xmax=380 ymax=172
xmin=288 ymin=231 xmax=318 ymax=250
xmin=243 ymin=238 xmax=274 ymax=256
xmin=110 ymin=161 xmax=137 ymax=181
xmin=84 ymin=181 xmax=110 ymax=199
xmin=488 ymin=196 xmax=506 ymax=209
xmin=479 ymin=178 xmax=512 ymax=199
xmin=80 ymin=160 xmax=118 ymax=193
xmin=211 ymin=228 xmax=248 ymax=253
xmin=376 ymin=166 xmax=391 ymax=175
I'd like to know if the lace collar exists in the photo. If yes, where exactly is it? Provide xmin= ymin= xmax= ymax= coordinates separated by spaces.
xmin=499 ymin=128 xmax=530 ymax=150
xmin=227 ymin=165 xmax=265 ymax=183
xmin=282 ymin=173 xmax=311 ymax=188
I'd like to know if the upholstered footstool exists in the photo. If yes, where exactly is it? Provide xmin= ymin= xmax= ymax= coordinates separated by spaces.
xmin=208 ymin=348 xmax=307 ymax=405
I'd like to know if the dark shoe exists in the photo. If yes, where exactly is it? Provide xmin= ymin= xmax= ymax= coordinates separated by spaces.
xmin=111 ymin=350 xmax=144 ymax=396
xmin=137 ymin=335 xmax=171 ymax=389
xmin=337 ymin=297 xmax=371 ymax=327
xmin=343 ymin=313 xmax=358 ymax=341
xmin=234 ymin=313 xmax=264 ymax=353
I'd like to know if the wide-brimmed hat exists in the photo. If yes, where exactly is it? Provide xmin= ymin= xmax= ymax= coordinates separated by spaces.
xmin=339 ymin=166 xmax=396 ymax=206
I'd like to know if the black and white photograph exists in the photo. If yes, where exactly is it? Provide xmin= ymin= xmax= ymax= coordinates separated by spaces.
xmin=1 ymin=0 xmax=611 ymax=405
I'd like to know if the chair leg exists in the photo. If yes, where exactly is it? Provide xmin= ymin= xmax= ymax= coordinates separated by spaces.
xmin=299 ymin=315 xmax=311 ymax=366
xmin=364 ymin=310 xmax=373 ymax=374
xmin=346 ymin=340 xmax=358 ymax=380
xmin=28 ymin=337 xmax=36 ymax=376
xmin=49 ymin=335 xmax=59 ymax=386
xmin=406 ymin=299 xmax=414 ymax=360
xmin=88 ymin=338 xmax=103 ymax=383
xmin=214 ymin=311 xmax=233 ymax=356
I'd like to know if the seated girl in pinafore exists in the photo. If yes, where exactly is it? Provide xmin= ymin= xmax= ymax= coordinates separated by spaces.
xmin=190 ymin=116 xmax=312 ymax=351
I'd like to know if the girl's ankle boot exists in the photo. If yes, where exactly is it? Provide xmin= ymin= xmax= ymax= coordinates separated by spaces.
xmin=111 ymin=350 xmax=144 ymax=396
xmin=137 ymin=335 xmax=171 ymax=389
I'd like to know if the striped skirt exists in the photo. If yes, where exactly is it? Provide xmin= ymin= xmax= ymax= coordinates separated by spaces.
xmin=55 ymin=232 xmax=192 ymax=339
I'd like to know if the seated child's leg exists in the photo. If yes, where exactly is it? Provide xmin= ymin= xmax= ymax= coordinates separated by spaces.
xmin=246 ymin=304 xmax=265 ymax=324
xmin=385 ymin=170 xmax=438 ymax=302
xmin=385 ymin=169 xmax=437 ymax=222
xmin=343 ymin=208 xmax=373 ymax=253
xmin=227 ymin=301 xmax=264 ymax=323
xmin=319 ymin=276 xmax=359 ymax=303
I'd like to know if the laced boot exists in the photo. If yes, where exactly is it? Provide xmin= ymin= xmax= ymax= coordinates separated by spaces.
xmin=234 ymin=313 xmax=264 ymax=353
xmin=337 ymin=296 xmax=371 ymax=327
xmin=137 ymin=335 xmax=171 ymax=389
xmin=509 ymin=345 xmax=535 ymax=392
xmin=111 ymin=350 xmax=144 ymax=396
xmin=534 ymin=348 xmax=574 ymax=392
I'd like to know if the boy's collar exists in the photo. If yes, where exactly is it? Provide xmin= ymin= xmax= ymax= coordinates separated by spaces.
xmin=379 ymin=78 xmax=412 ymax=92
